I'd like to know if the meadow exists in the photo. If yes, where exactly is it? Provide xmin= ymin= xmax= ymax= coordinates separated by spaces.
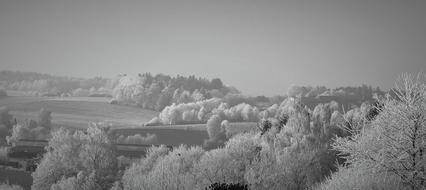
xmin=0 ymin=95 xmax=158 ymax=129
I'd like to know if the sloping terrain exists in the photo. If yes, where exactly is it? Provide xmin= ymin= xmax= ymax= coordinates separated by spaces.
xmin=0 ymin=96 xmax=158 ymax=129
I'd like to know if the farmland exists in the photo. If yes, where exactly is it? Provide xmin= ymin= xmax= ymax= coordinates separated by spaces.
xmin=113 ymin=122 xmax=257 ymax=146
xmin=0 ymin=95 xmax=158 ymax=129
xmin=0 ymin=94 xmax=257 ymax=147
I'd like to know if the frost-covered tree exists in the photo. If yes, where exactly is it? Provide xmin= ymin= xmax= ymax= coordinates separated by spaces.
xmin=111 ymin=74 xmax=235 ymax=110
xmin=32 ymin=125 xmax=117 ymax=190
xmin=122 ymin=145 xmax=170 ymax=190
xmin=0 ymin=106 xmax=13 ymax=130
xmin=287 ymin=85 xmax=310 ymax=97
xmin=50 ymin=171 xmax=98 ymax=190
xmin=38 ymin=108 xmax=52 ymax=130
xmin=155 ymin=88 xmax=173 ymax=111
xmin=204 ymin=115 xmax=227 ymax=149
xmin=196 ymin=132 xmax=264 ymax=188
xmin=6 ymin=108 xmax=52 ymax=145
xmin=311 ymin=101 xmax=341 ymax=142
xmin=122 ymin=145 xmax=203 ymax=190
xmin=116 ymin=133 xmax=158 ymax=145
xmin=333 ymin=73 xmax=426 ymax=189
xmin=72 ymin=88 xmax=90 ymax=97
xmin=315 ymin=165 xmax=404 ymax=190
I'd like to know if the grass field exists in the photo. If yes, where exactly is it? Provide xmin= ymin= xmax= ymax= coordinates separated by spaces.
xmin=0 ymin=96 xmax=158 ymax=129
xmin=112 ymin=122 xmax=257 ymax=147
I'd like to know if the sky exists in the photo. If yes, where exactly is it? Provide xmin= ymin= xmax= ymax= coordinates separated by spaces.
xmin=0 ymin=0 xmax=425 ymax=96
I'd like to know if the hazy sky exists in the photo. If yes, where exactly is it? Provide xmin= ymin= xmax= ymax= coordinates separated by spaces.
xmin=0 ymin=0 xmax=425 ymax=96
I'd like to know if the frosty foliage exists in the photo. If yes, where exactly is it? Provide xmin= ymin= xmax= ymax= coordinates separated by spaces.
xmin=50 ymin=171 xmax=97 ymax=190
xmin=315 ymin=164 xmax=405 ymax=190
xmin=120 ymin=97 xmax=345 ymax=190
xmin=111 ymin=73 xmax=235 ymax=111
xmin=121 ymin=145 xmax=171 ymax=190
xmin=122 ymin=145 xmax=204 ymax=190
xmin=32 ymin=125 xmax=117 ymax=190
xmin=6 ymin=108 xmax=52 ymax=145
xmin=204 ymin=115 xmax=227 ymax=149
xmin=71 ymin=88 xmax=90 ymax=97
xmin=287 ymin=84 xmax=384 ymax=100
xmin=0 ymin=70 xmax=113 ymax=96
xmin=149 ymin=98 xmax=260 ymax=125
xmin=330 ymin=73 xmax=426 ymax=189
xmin=156 ymin=98 xmax=222 ymax=125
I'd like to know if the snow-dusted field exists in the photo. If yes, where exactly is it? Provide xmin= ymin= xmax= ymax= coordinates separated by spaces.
xmin=0 ymin=96 xmax=158 ymax=129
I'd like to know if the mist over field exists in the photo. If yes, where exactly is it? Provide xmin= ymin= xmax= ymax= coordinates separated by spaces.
xmin=1 ymin=0 xmax=426 ymax=190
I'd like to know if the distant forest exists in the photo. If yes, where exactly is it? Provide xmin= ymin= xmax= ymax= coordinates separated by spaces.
xmin=0 ymin=70 xmax=385 ymax=111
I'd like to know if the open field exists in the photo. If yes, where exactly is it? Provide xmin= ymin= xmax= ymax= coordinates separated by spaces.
xmin=0 ymin=96 xmax=158 ymax=129
xmin=112 ymin=122 xmax=257 ymax=147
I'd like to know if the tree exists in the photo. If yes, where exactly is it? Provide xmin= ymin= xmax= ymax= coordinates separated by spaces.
xmin=287 ymin=85 xmax=309 ymax=97
xmin=50 ymin=171 xmax=98 ymax=190
xmin=0 ymin=106 xmax=13 ymax=130
xmin=122 ymin=145 xmax=203 ymax=190
xmin=257 ymin=119 xmax=272 ymax=135
xmin=121 ymin=145 xmax=170 ymax=190
xmin=316 ymin=165 xmax=404 ymax=190
xmin=38 ymin=108 xmax=52 ymax=130
xmin=196 ymin=133 xmax=264 ymax=188
xmin=155 ymin=89 xmax=172 ymax=111
xmin=204 ymin=115 xmax=227 ymax=149
xmin=32 ymin=125 xmax=117 ymax=190
xmin=211 ymin=78 xmax=223 ymax=89
xmin=333 ymin=73 xmax=426 ymax=189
